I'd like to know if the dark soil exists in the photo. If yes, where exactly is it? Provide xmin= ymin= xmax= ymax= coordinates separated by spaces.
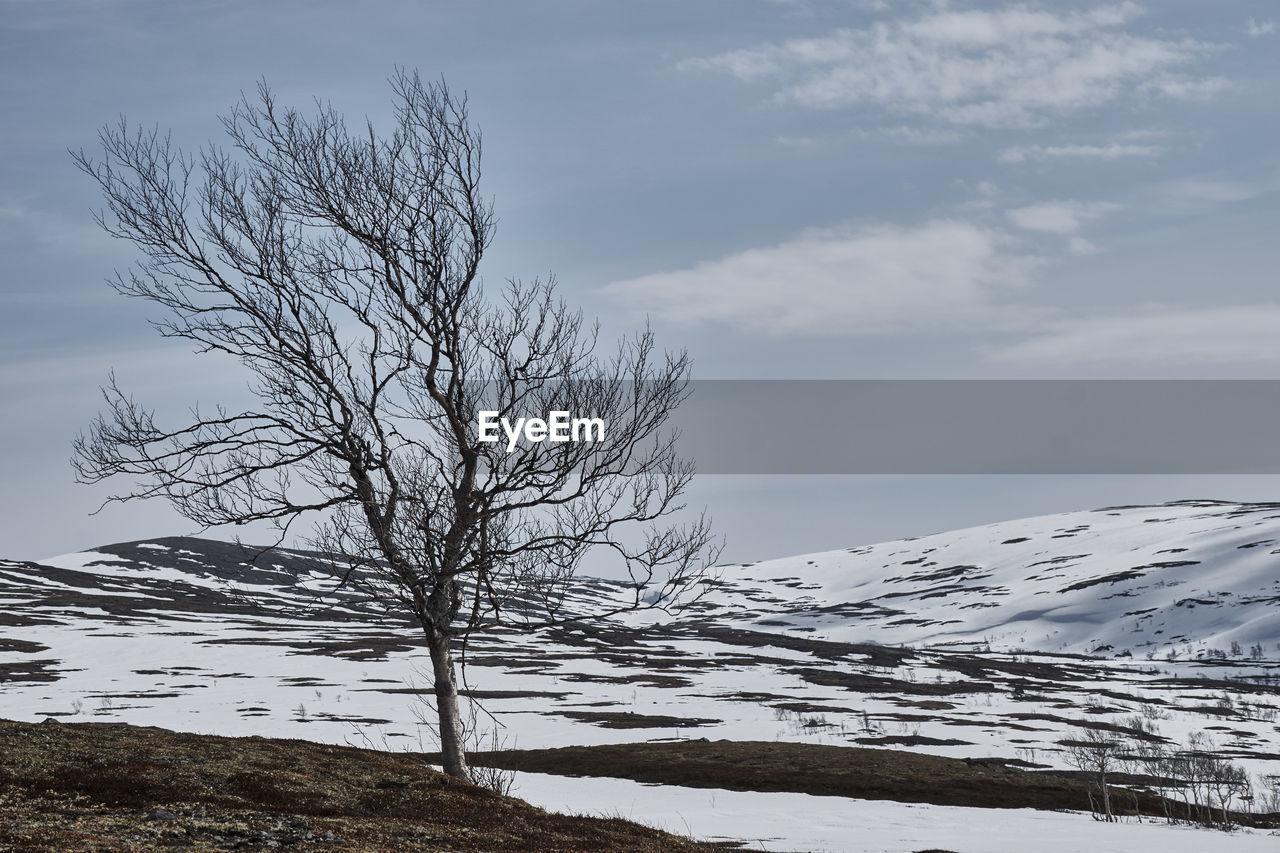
xmin=552 ymin=711 xmax=721 ymax=729
xmin=468 ymin=738 xmax=1163 ymax=814
xmin=0 ymin=718 xmax=718 ymax=852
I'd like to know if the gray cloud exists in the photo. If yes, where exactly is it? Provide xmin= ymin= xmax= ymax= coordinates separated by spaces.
xmin=1245 ymin=19 xmax=1276 ymax=38
xmin=991 ymin=306 xmax=1280 ymax=365
xmin=997 ymin=142 xmax=1161 ymax=163
xmin=1006 ymin=200 xmax=1118 ymax=235
xmin=604 ymin=219 xmax=1043 ymax=336
xmin=681 ymin=3 xmax=1219 ymax=128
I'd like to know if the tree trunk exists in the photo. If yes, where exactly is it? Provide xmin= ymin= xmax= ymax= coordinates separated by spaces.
xmin=427 ymin=632 xmax=471 ymax=782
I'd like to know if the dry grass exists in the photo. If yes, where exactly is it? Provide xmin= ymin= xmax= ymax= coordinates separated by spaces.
xmin=0 ymin=718 xmax=719 ymax=852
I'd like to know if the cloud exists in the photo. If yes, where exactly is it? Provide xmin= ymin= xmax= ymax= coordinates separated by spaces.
xmin=1146 ymin=76 xmax=1228 ymax=99
xmin=1067 ymin=236 xmax=1102 ymax=255
xmin=991 ymin=306 xmax=1280 ymax=365
xmin=1145 ymin=177 xmax=1274 ymax=215
xmin=603 ymin=220 xmax=1042 ymax=336
xmin=681 ymin=3 xmax=1219 ymax=128
xmin=1007 ymin=201 xmax=1118 ymax=235
xmin=1246 ymin=18 xmax=1276 ymax=37
xmin=1158 ymin=179 xmax=1265 ymax=204
xmin=997 ymin=142 xmax=1161 ymax=163
xmin=855 ymin=125 xmax=966 ymax=145
xmin=782 ymin=124 xmax=964 ymax=148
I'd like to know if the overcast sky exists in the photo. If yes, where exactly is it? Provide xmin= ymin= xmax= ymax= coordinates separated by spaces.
xmin=3 ymin=1 xmax=1280 ymax=562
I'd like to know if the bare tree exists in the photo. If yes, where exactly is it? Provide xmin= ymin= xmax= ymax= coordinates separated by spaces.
xmin=71 ymin=70 xmax=719 ymax=782
xmin=1064 ymin=728 xmax=1121 ymax=820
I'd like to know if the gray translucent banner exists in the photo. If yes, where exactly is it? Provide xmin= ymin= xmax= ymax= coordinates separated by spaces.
xmin=668 ymin=381 xmax=1280 ymax=474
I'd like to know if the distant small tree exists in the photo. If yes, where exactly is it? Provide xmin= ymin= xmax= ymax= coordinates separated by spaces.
xmin=72 ymin=70 xmax=719 ymax=782
xmin=1065 ymin=728 xmax=1121 ymax=820
xmin=1206 ymin=758 xmax=1251 ymax=828
xmin=1259 ymin=774 xmax=1280 ymax=815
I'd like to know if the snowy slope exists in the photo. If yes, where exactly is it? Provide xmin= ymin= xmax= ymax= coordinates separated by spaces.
xmin=687 ymin=499 xmax=1280 ymax=659
xmin=1 ymin=500 xmax=1278 ymax=802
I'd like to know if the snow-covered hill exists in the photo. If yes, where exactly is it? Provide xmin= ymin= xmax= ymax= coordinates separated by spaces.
xmin=688 ymin=499 xmax=1280 ymax=660
xmin=6 ymin=499 xmax=1277 ymax=668
xmin=2 ymin=499 xmax=1277 ymax=797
